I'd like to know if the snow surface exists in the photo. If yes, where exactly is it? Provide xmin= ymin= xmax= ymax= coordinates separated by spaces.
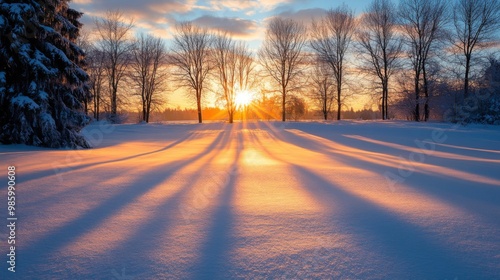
xmin=1 ymin=121 xmax=499 ymax=279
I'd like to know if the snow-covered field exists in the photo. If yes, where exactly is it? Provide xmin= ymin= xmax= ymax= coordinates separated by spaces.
xmin=1 ymin=121 xmax=499 ymax=279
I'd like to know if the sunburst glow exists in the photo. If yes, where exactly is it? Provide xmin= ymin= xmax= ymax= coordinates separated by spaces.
xmin=235 ymin=90 xmax=254 ymax=108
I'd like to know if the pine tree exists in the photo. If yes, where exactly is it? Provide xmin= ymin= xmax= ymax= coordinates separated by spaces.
xmin=0 ymin=0 xmax=91 ymax=148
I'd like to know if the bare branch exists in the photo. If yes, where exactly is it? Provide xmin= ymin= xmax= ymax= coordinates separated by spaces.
xmin=310 ymin=5 xmax=356 ymax=120
xmin=93 ymin=10 xmax=135 ymax=123
xmin=357 ymin=0 xmax=403 ymax=120
xmin=130 ymin=33 xmax=169 ymax=123
xmin=258 ymin=17 xmax=307 ymax=122
xmin=399 ymin=0 xmax=448 ymax=121
xmin=451 ymin=0 xmax=500 ymax=97
xmin=170 ymin=22 xmax=213 ymax=123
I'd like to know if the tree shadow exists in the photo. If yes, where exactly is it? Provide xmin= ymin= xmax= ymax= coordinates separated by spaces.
xmin=9 ymin=128 xmax=201 ymax=187
xmin=248 ymin=131 xmax=495 ymax=278
xmin=188 ymin=128 xmax=243 ymax=279
xmin=17 ymin=128 xmax=232 ymax=276
xmin=66 ymin=125 xmax=241 ymax=278
xmin=268 ymin=126 xmax=500 ymax=227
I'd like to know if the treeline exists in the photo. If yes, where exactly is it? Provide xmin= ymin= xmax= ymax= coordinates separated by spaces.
xmin=137 ymin=107 xmax=381 ymax=122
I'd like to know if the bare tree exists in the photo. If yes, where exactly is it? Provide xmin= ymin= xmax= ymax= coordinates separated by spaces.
xmin=77 ymin=29 xmax=106 ymax=121
xmin=235 ymin=42 xmax=256 ymax=98
xmin=94 ymin=10 xmax=134 ymax=123
xmin=86 ymin=47 xmax=107 ymax=121
xmin=259 ymin=17 xmax=307 ymax=122
xmin=358 ymin=0 xmax=403 ymax=120
xmin=399 ymin=0 xmax=447 ymax=122
xmin=170 ymin=22 xmax=213 ymax=123
xmin=310 ymin=5 xmax=356 ymax=120
xmin=130 ymin=33 xmax=168 ymax=123
xmin=309 ymin=61 xmax=335 ymax=120
xmin=76 ymin=30 xmax=92 ymax=116
xmin=452 ymin=0 xmax=500 ymax=98
xmin=212 ymin=34 xmax=255 ymax=123
xmin=213 ymin=33 xmax=238 ymax=123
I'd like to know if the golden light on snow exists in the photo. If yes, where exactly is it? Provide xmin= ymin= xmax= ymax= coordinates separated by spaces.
xmin=5 ymin=121 xmax=500 ymax=278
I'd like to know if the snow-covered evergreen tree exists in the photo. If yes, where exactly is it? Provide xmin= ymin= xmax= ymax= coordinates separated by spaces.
xmin=0 ymin=0 xmax=91 ymax=148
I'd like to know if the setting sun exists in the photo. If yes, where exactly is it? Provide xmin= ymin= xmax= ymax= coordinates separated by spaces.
xmin=235 ymin=89 xmax=254 ymax=108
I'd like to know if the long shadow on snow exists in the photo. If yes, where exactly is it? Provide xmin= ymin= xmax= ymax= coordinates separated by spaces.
xmin=95 ymin=124 xmax=240 ymax=278
xmin=7 ymin=128 xmax=200 ymax=188
xmin=189 ymin=129 xmax=243 ymax=279
xmin=268 ymin=125 xmax=500 ymax=227
xmin=18 ymin=126 xmax=224 ymax=208
xmin=18 ymin=127 xmax=231 ymax=276
xmin=248 ymin=131 xmax=490 ymax=278
xmin=269 ymin=121 xmax=500 ymax=167
xmin=289 ymin=166 xmax=488 ymax=278
xmin=334 ymin=133 xmax=500 ymax=178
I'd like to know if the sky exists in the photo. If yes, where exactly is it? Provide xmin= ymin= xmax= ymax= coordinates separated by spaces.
xmin=70 ymin=0 xmax=374 ymax=109
xmin=71 ymin=0 xmax=372 ymax=50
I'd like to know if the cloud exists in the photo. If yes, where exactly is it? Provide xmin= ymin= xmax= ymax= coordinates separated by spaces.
xmin=209 ymin=0 xmax=258 ymax=11
xmin=191 ymin=15 xmax=259 ymax=39
xmin=70 ymin=0 xmax=323 ymax=42
xmin=208 ymin=0 xmax=293 ymax=12
xmin=73 ymin=0 xmax=92 ymax=4
xmin=70 ymin=0 xmax=200 ymax=39
xmin=73 ymin=0 xmax=196 ymax=15
xmin=274 ymin=8 xmax=327 ymax=25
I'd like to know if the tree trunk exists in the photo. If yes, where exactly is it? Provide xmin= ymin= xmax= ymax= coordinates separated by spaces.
xmin=415 ymin=95 xmax=420 ymax=122
xmin=337 ymin=83 xmax=341 ymax=120
xmin=464 ymin=53 xmax=471 ymax=99
xmin=422 ymin=64 xmax=429 ymax=122
xmin=382 ymin=84 xmax=389 ymax=120
xmin=381 ymin=95 xmax=385 ymax=120
xmin=282 ymin=87 xmax=286 ymax=122
xmin=94 ymin=88 xmax=100 ymax=121
xmin=323 ymin=89 xmax=328 ymax=120
xmin=383 ymin=89 xmax=387 ymax=120
xmin=337 ymin=101 xmax=341 ymax=120
xmin=323 ymin=102 xmax=328 ymax=120
xmin=111 ymin=89 xmax=117 ymax=121
xmin=146 ymin=101 xmax=151 ymax=123
xmin=424 ymin=99 xmax=429 ymax=121
xmin=197 ymin=91 xmax=203 ymax=124
xmin=97 ymin=94 xmax=100 ymax=121
xmin=414 ymin=73 xmax=420 ymax=122
xmin=95 ymin=93 xmax=100 ymax=121
xmin=111 ymin=69 xmax=118 ymax=122
xmin=385 ymin=89 xmax=389 ymax=119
